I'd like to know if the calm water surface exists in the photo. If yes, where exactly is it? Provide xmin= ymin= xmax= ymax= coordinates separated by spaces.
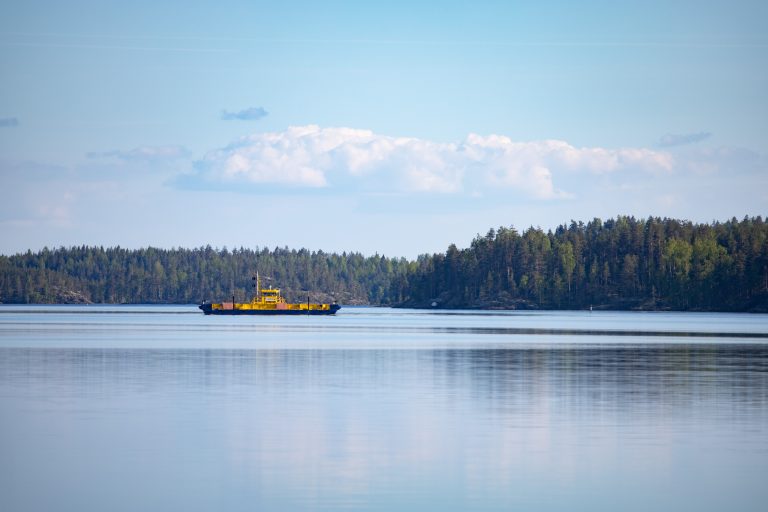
xmin=1 ymin=306 xmax=767 ymax=511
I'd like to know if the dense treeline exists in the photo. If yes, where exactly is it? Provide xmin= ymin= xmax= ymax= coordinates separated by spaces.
xmin=1 ymin=216 xmax=766 ymax=311
xmin=0 ymin=246 xmax=410 ymax=305
xmin=403 ymin=216 xmax=768 ymax=311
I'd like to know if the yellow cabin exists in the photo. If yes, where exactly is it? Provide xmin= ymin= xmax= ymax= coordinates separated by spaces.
xmin=199 ymin=273 xmax=341 ymax=315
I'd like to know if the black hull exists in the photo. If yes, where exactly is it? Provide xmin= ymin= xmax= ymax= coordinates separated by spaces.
xmin=199 ymin=303 xmax=340 ymax=315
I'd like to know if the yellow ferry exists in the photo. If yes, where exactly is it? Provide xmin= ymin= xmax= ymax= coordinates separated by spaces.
xmin=199 ymin=273 xmax=340 ymax=315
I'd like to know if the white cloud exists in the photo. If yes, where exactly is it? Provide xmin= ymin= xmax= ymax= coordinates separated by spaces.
xmin=221 ymin=106 xmax=269 ymax=121
xmin=658 ymin=132 xmax=712 ymax=147
xmin=87 ymin=145 xmax=190 ymax=161
xmin=0 ymin=117 xmax=19 ymax=128
xmin=193 ymin=125 xmax=675 ymax=198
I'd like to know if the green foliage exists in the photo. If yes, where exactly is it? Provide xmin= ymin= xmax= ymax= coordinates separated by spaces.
xmin=1 ymin=216 xmax=766 ymax=311
xmin=399 ymin=216 xmax=768 ymax=312
xmin=0 ymin=246 xmax=410 ymax=305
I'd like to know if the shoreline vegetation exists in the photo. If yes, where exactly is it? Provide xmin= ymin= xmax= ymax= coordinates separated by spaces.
xmin=1 ymin=216 xmax=766 ymax=312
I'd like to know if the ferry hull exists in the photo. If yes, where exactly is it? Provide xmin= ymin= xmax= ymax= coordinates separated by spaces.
xmin=199 ymin=303 xmax=340 ymax=315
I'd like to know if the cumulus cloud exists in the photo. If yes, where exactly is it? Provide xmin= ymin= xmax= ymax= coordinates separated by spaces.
xmin=0 ymin=117 xmax=19 ymax=128
xmin=191 ymin=125 xmax=674 ymax=198
xmin=87 ymin=145 xmax=190 ymax=161
xmin=221 ymin=107 xmax=269 ymax=121
xmin=658 ymin=131 xmax=712 ymax=147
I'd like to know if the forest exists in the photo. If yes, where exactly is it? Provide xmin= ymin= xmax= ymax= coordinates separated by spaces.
xmin=401 ymin=216 xmax=768 ymax=312
xmin=1 ymin=216 xmax=767 ymax=311
xmin=0 ymin=246 xmax=409 ymax=305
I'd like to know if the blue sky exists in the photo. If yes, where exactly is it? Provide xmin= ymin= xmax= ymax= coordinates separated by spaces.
xmin=1 ymin=0 xmax=766 ymax=257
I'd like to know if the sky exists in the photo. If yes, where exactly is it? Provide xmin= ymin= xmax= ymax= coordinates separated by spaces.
xmin=0 ymin=0 xmax=766 ymax=258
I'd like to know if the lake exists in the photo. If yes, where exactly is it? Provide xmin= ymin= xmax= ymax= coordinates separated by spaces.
xmin=1 ymin=306 xmax=767 ymax=511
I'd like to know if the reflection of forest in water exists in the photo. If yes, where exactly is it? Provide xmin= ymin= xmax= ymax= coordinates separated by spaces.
xmin=4 ymin=345 xmax=766 ymax=413
xmin=436 ymin=346 xmax=768 ymax=414
xmin=2 ymin=344 xmax=767 ymax=512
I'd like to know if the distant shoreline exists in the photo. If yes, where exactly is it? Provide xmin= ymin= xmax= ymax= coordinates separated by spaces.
xmin=2 ymin=216 xmax=766 ymax=313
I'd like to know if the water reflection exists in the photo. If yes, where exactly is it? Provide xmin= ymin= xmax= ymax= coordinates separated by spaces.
xmin=1 ymin=345 xmax=767 ymax=511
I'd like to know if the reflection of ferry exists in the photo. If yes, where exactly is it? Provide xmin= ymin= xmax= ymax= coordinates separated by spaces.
xmin=199 ymin=273 xmax=340 ymax=315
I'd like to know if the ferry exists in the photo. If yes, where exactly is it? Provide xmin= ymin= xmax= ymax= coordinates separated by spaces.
xmin=199 ymin=273 xmax=340 ymax=315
